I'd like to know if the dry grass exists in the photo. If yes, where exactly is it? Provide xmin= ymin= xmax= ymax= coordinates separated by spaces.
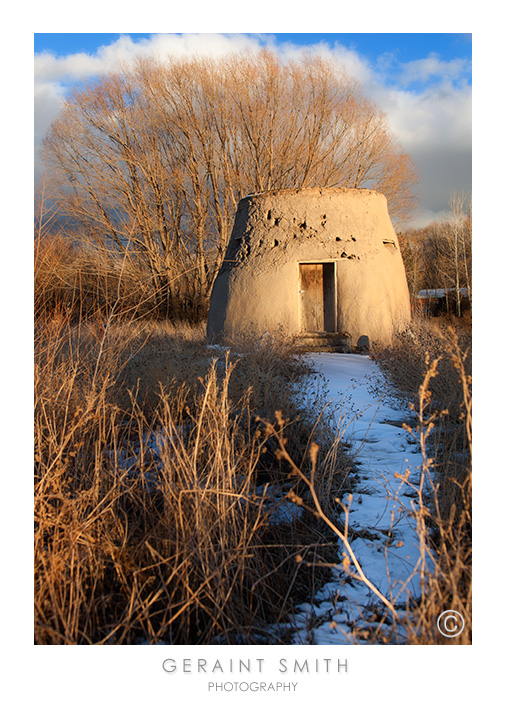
xmin=35 ymin=226 xmax=472 ymax=644
xmin=34 ymin=305 xmax=472 ymax=644
xmin=34 ymin=232 xmax=207 ymax=323
xmin=373 ymin=315 xmax=471 ymax=420
xmin=34 ymin=307 xmax=349 ymax=645
xmin=373 ymin=316 xmax=471 ymax=507
xmin=371 ymin=317 xmax=472 ymax=644
xmin=257 ymin=316 xmax=472 ymax=644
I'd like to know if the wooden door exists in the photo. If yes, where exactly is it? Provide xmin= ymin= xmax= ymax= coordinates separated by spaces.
xmin=299 ymin=263 xmax=335 ymax=332
xmin=300 ymin=263 xmax=323 ymax=332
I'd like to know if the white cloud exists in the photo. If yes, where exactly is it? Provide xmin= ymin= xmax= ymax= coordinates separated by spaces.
xmin=35 ymin=50 xmax=102 ymax=82
xmin=34 ymin=33 xmax=472 ymax=225
xmin=377 ymin=81 xmax=471 ymax=221
xmin=325 ymin=47 xmax=473 ymax=223
xmin=284 ymin=40 xmax=375 ymax=86
xmin=34 ymin=81 xmax=65 ymax=148
xmin=383 ymin=81 xmax=472 ymax=149
xmin=399 ymin=53 xmax=472 ymax=86
xmin=34 ymin=33 xmax=267 ymax=84
xmin=34 ymin=33 xmax=271 ymax=175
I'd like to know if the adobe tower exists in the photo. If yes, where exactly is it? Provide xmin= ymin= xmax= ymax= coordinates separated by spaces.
xmin=207 ymin=188 xmax=411 ymax=348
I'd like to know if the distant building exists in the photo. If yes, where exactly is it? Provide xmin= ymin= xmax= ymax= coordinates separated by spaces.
xmin=413 ymin=288 xmax=471 ymax=317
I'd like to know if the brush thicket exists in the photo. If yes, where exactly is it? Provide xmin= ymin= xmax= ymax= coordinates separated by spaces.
xmin=34 ymin=304 xmax=348 ymax=644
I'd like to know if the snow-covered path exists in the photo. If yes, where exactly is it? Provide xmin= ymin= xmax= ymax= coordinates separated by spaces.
xmin=290 ymin=353 xmax=425 ymax=644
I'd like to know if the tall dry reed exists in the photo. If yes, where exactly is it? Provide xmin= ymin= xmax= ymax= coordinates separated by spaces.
xmin=34 ymin=311 xmax=346 ymax=644
xmin=373 ymin=319 xmax=472 ymax=643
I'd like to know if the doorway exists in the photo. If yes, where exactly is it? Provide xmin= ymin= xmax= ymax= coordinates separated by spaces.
xmin=299 ymin=262 xmax=335 ymax=332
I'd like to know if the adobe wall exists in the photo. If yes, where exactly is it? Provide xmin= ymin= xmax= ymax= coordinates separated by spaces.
xmin=207 ymin=187 xmax=411 ymax=347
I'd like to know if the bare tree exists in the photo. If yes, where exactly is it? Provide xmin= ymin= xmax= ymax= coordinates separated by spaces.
xmin=43 ymin=50 xmax=419 ymax=316
xmin=399 ymin=194 xmax=472 ymax=317
xmin=434 ymin=193 xmax=472 ymax=317
xmin=450 ymin=192 xmax=472 ymax=305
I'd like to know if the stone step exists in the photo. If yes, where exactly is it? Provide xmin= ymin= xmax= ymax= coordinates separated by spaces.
xmin=294 ymin=332 xmax=352 ymax=352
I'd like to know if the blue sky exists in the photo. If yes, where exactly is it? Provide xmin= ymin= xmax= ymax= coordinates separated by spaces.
xmin=34 ymin=32 xmax=472 ymax=226
xmin=34 ymin=32 xmax=472 ymax=64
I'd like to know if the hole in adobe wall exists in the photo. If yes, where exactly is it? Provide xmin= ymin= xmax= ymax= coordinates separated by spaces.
xmin=336 ymin=236 xmax=341 ymax=242
xmin=273 ymin=239 xmax=279 ymax=247
xmin=266 ymin=210 xmax=272 ymax=220
xmin=274 ymin=217 xmax=282 ymax=226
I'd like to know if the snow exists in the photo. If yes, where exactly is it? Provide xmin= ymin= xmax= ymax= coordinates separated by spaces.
xmin=288 ymin=352 xmax=428 ymax=644
xmin=114 ymin=349 xmax=431 ymax=644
